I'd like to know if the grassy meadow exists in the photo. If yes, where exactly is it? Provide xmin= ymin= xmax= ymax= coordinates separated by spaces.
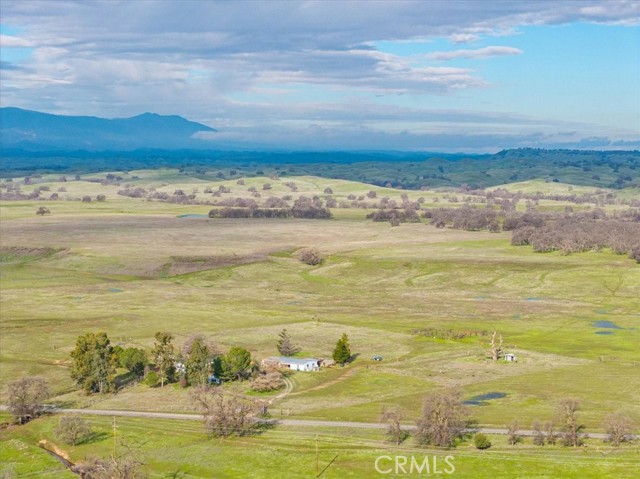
xmin=1 ymin=169 xmax=639 ymax=477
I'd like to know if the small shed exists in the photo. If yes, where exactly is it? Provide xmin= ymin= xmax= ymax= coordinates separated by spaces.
xmin=504 ymin=353 xmax=517 ymax=362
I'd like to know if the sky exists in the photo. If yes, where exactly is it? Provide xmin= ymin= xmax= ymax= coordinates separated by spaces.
xmin=1 ymin=0 xmax=639 ymax=152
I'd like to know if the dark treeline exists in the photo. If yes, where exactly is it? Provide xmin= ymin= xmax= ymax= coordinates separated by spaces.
xmin=422 ymin=206 xmax=640 ymax=260
xmin=208 ymin=196 xmax=332 ymax=219
xmin=3 ymin=148 xmax=639 ymax=190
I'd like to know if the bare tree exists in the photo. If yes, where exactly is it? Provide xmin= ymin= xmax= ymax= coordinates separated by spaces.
xmin=415 ymin=389 xmax=468 ymax=447
xmin=78 ymin=451 xmax=147 ymax=479
xmin=488 ymin=331 xmax=503 ymax=361
xmin=557 ymin=399 xmax=584 ymax=447
xmin=603 ymin=412 xmax=634 ymax=446
xmin=380 ymin=406 xmax=408 ymax=445
xmin=7 ymin=376 xmax=50 ymax=421
xmin=189 ymin=386 xmax=257 ymax=437
xmin=55 ymin=414 xmax=92 ymax=446
xmin=507 ymin=420 xmax=522 ymax=445
xmin=544 ymin=421 xmax=558 ymax=445
xmin=532 ymin=420 xmax=545 ymax=446
xmin=36 ymin=206 xmax=50 ymax=216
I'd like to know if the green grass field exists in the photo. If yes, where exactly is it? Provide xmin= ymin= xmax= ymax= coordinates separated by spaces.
xmin=1 ymin=171 xmax=639 ymax=477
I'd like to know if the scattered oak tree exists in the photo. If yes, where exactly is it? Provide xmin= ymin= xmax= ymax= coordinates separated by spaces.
xmin=276 ymin=329 xmax=300 ymax=356
xmin=332 ymin=333 xmax=351 ymax=365
xmin=36 ymin=206 xmax=50 ymax=216
xmin=603 ymin=412 xmax=634 ymax=446
xmin=380 ymin=406 xmax=408 ymax=445
xmin=7 ymin=376 xmax=50 ymax=421
xmin=415 ymin=388 xmax=468 ymax=448
xmin=189 ymin=386 xmax=257 ymax=437
xmin=55 ymin=414 xmax=92 ymax=446
xmin=532 ymin=420 xmax=546 ymax=446
xmin=557 ymin=399 xmax=585 ymax=447
xmin=70 ymin=332 xmax=117 ymax=394
xmin=507 ymin=420 xmax=522 ymax=445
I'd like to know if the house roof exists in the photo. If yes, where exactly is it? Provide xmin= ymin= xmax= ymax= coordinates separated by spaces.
xmin=266 ymin=356 xmax=319 ymax=365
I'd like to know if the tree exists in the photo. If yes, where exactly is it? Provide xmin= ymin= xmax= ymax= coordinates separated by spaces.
xmin=221 ymin=347 xmax=252 ymax=381
xmin=70 ymin=332 xmax=117 ymax=394
xmin=473 ymin=433 xmax=492 ymax=449
xmin=415 ymin=389 xmax=468 ymax=448
xmin=380 ymin=406 xmax=408 ymax=445
xmin=152 ymin=332 xmax=176 ymax=387
xmin=76 ymin=452 xmax=147 ymax=479
xmin=189 ymin=386 xmax=257 ymax=437
xmin=544 ymin=421 xmax=558 ymax=445
xmin=332 ymin=333 xmax=351 ymax=365
xmin=185 ymin=336 xmax=211 ymax=386
xmin=298 ymin=247 xmax=324 ymax=265
xmin=507 ymin=420 xmax=522 ymax=445
xmin=276 ymin=329 xmax=300 ymax=356
xmin=488 ymin=331 xmax=503 ymax=361
xmin=55 ymin=414 xmax=91 ymax=446
xmin=557 ymin=399 xmax=584 ymax=447
xmin=7 ymin=376 xmax=50 ymax=420
xmin=118 ymin=348 xmax=148 ymax=378
xmin=603 ymin=412 xmax=634 ymax=446
xmin=532 ymin=420 xmax=545 ymax=446
xmin=36 ymin=206 xmax=50 ymax=216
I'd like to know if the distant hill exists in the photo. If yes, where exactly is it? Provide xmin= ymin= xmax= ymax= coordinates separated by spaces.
xmin=0 ymin=107 xmax=216 ymax=151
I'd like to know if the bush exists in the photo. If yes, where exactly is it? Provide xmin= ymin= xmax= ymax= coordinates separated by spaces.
xmin=298 ymin=247 xmax=324 ymax=265
xmin=249 ymin=372 xmax=284 ymax=392
xmin=144 ymin=371 xmax=160 ymax=388
xmin=473 ymin=433 xmax=492 ymax=449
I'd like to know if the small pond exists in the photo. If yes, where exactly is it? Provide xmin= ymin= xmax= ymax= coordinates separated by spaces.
xmin=177 ymin=214 xmax=208 ymax=219
xmin=592 ymin=320 xmax=623 ymax=329
xmin=464 ymin=392 xmax=507 ymax=406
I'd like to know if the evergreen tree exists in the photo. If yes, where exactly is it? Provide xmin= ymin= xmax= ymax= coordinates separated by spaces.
xmin=70 ymin=332 xmax=117 ymax=394
xmin=276 ymin=329 xmax=300 ymax=356
xmin=186 ymin=336 xmax=211 ymax=386
xmin=221 ymin=346 xmax=252 ymax=381
xmin=152 ymin=331 xmax=176 ymax=387
xmin=332 ymin=333 xmax=351 ymax=365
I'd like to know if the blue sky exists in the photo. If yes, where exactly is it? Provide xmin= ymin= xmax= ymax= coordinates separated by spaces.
xmin=1 ymin=0 xmax=638 ymax=152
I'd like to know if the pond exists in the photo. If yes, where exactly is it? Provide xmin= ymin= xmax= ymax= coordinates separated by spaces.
xmin=592 ymin=320 xmax=623 ymax=329
xmin=594 ymin=331 xmax=615 ymax=335
xmin=108 ymin=288 xmax=123 ymax=293
xmin=464 ymin=392 xmax=507 ymax=406
xmin=177 ymin=214 xmax=208 ymax=218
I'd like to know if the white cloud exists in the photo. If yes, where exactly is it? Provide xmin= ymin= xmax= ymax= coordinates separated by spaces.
xmin=427 ymin=46 xmax=524 ymax=61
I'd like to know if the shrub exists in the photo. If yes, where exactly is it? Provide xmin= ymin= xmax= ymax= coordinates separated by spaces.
xmin=473 ymin=433 xmax=492 ymax=449
xmin=298 ymin=247 xmax=323 ymax=266
xmin=144 ymin=371 xmax=160 ymax=388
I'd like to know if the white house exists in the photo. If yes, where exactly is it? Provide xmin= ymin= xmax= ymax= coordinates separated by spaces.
xmin=262 ymin=356 xmax=320 ymax=371
xmin=504 ymin=353 xmax=517 ymax=362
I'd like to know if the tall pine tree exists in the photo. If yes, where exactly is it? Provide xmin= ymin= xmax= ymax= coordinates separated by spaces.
xmin=332 ymin=333 xmax=351 ymax=365
xmin=276 ymin=329 xmax=300 ymax=356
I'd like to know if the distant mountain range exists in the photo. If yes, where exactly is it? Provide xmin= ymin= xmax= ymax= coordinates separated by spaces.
xmin=0 ymin=107 xmax=216 ymax=151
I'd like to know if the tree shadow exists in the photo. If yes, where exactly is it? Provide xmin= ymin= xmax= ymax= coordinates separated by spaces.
xmin=79 ymin=431 xmax=109 ymax=445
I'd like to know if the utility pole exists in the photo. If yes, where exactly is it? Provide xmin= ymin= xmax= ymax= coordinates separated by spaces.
xmin=315 ymin=434 xmax=319 ymax=478
xmin=112 ymin=416 xmax=117 ymax=458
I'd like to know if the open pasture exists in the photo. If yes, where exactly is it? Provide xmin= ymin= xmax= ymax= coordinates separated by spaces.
xmin=1 ymin=172 xmax=639 ymax=433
